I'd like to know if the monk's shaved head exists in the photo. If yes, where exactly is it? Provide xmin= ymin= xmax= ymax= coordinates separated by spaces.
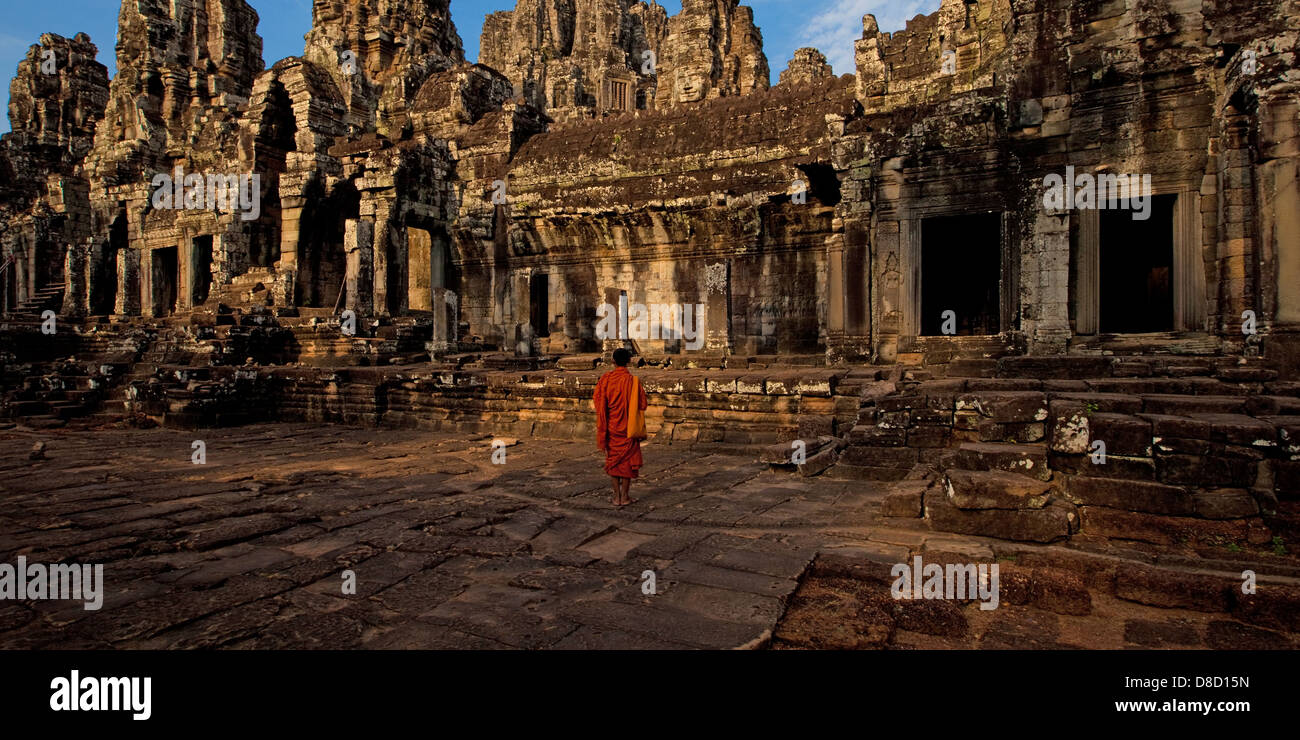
xmin=613 ymin=348 xmax=632 ymax=366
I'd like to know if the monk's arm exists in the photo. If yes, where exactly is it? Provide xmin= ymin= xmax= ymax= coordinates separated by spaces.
xmin=593 ymin=379 xmax=608 ymax=450
xmin=638 ymin=380 xmax=647 ymax=411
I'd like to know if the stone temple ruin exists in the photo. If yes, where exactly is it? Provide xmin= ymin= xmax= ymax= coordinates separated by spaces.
xmin=1 ymin=0 xmax=1299 ymax=556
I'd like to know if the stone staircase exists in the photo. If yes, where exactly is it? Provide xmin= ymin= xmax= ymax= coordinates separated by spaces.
xmin=0 ymin=322 xmax=151 ymax=427
xmin=855 ymin=355 xmax=1299 ymax=549
xmin=10 ymin=281 xmax=66 ymax=316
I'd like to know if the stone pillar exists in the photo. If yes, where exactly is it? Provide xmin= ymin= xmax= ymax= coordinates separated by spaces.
xmin=430 ymin=287 xmax=458 ymax=352
xmin=1217 ymin=118 xmax=1256 ymax=334
xmin=116 ymin=247 xmax=141 ymax=316
xmin=1076 ymin=208 xmax=1100 ymax=335
xmin=826 ymin=235 xmax=844 ymax=336
xmin=279 ymin=200 xmax=305 ymax=271
xmin=1262 ymin=96 xmax=1300 ymax=326
xmin=854 ymin=15 xmax=887 ymax=103
xmin=214 ymin=227 xmax=250 ymax=285
xmin=1024 ymin=207 xmax=1072 ymax=354
xmin=62 ymin=242 xmax=88 ymax=317
xmin=391 ymin=221 xmax=409 ymax=315
xmin=1172 ymin=188 xmax=1206 ymax=332
xmin=139 ymin=248 xmax=156 ymax=317
xmin=177 ymin=230 xmax=193 ymax=311
xmin=372 ymin=218 xmax=391 ymax=316
xmin=344 ymin=218 xmax=374 ymax=314
xmin=874 ymin=218 xmax=903 ymax=362
xmin=704 ymin=260 xmax=731 ymax=353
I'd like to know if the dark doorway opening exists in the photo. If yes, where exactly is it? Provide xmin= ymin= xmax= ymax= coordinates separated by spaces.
xmin=1099 ymin=194 xmax=1176 ymax=333
xmin=152 ymin=246 xmax=179 ymax=316
xmin=530 ymin=273 xmax=550 ymax=337
xmin=248 ymin=188 xmax=281 ymax=268
xmin=191 ymin=235 xmax=213 ymax=306
xmin=297 ymin=182 xmax=358 ymax=308
xmin=921 ymin=212 xmax=1002 ymax=336
xmin=91 ymin=215 xmax=126 ymax=315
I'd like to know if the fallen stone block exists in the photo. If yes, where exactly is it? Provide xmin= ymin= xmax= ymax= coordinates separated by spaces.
xmin=797 ymin=445 xmax=839 ymax=477
xmin=1233 ymin=585 xmax=1300 ymax=632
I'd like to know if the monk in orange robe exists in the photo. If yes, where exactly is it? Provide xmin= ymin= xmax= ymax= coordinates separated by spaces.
xmin=593 ymin=348 xmax=648 ymax=506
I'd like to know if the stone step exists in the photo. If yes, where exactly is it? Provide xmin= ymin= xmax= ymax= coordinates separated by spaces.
xmin=1141 ymin=393 xmax=1248 ymax=415
xmin=49 ymin=401 xmax=95 ymax=420
xmin=953 ymin=442 xmax=1051 ymax=481
xmin=943 ymin=468 xmax=1054 ymax=510
xmin=20 ymin=414 xmax=66 ymax=429
xmin=6 ymin=399 xmax=50 ymax=416
xmin=923 ymin=480 xmax=1076 ymax=543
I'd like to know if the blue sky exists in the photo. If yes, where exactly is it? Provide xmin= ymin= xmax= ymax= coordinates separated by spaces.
xmin=0 ymin=0 xmax=938 ymax=135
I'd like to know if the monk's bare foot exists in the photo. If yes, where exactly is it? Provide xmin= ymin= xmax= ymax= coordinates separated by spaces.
xmin=616 ymin=497 xmax=637 ymax=507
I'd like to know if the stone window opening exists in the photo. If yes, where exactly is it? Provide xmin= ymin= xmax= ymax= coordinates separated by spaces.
xmin=610 ymin=80 xmax=628 ymax=111
xmin=797 ymin=163 xmax=842 ymax=206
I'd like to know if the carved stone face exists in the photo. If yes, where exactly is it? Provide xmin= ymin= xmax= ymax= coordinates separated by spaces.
xmin=673 ymin=68 xmax=708 ymax=104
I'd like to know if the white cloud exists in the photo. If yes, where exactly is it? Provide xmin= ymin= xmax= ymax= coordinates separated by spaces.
xmin=800 ymin=0 xmax=937 ymax=76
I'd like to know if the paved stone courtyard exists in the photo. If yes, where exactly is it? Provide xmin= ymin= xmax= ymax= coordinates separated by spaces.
xmin=2 ymin=422 xmax=1297 ymax=649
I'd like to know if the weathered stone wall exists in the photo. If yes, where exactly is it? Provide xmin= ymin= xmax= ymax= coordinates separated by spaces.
xmin=0 ymin=33 xmax=109 ymax=313
xmin=455 ymin=76 xmax=855 ymax=354
xmin=479 ymin=0 xmax=667 ymax=119
xmin=1 ymin=0 xmax=1297 ymax=378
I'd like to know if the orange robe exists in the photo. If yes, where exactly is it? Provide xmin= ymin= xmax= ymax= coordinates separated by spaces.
xmin=593 ymin=367 xmax=648 ymax=478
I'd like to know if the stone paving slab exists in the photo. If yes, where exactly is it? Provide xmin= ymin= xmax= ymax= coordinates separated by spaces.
xmin=2 ymin=422 xmax=1296 ymax=650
